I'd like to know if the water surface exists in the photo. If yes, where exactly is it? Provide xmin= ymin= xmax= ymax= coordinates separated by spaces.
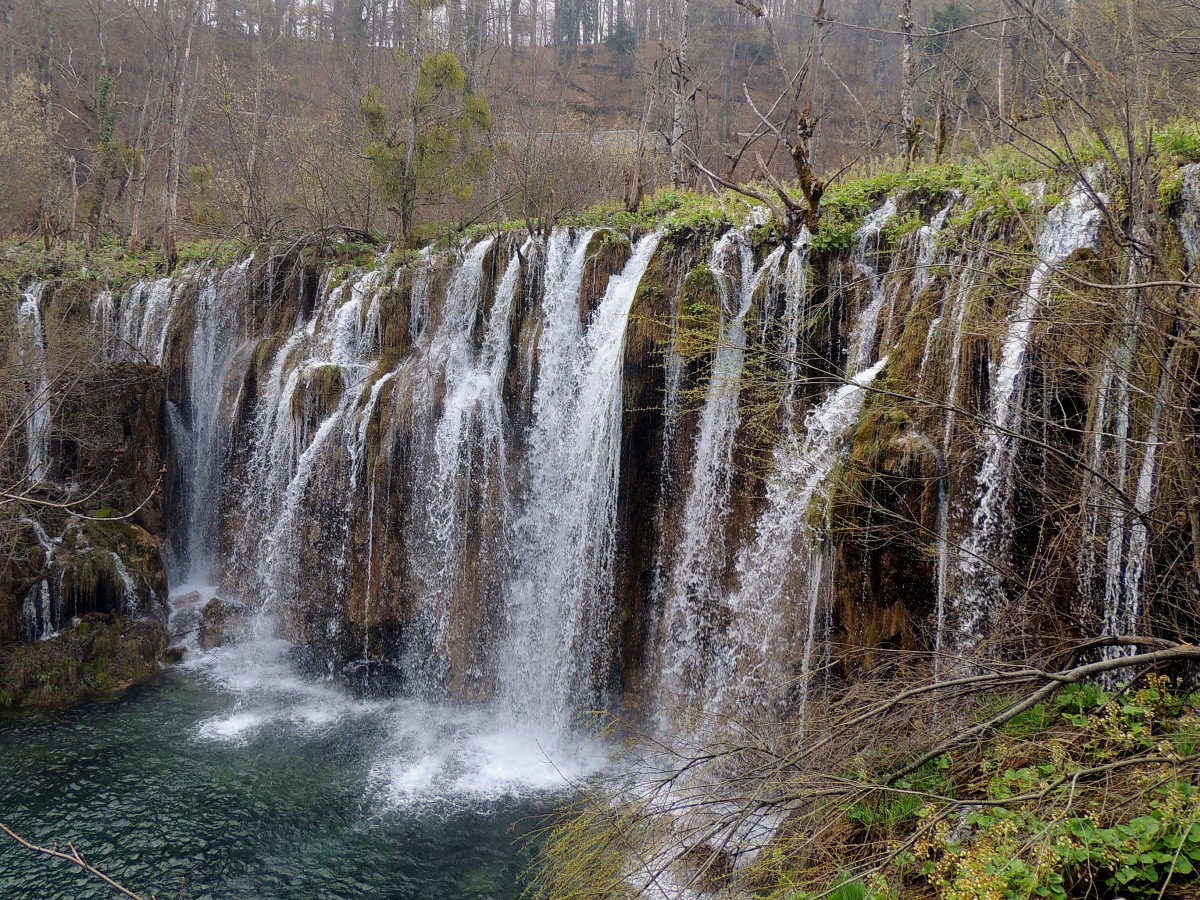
xmin=0 ymin=642 xmax=604 ymax=899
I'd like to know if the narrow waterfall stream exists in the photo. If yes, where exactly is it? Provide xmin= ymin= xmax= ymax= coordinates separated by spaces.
xmin=952 ymin=178 xmax=1105 ymax=646
xmin=16 ymin=283 xmax=51 ymax=484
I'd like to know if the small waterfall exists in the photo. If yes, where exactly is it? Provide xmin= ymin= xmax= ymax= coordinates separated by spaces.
xmin=239 ymin=263 xmax=389 ymax=618
xmin=780 ymin=231 xmax=813 ymax=417
xmin=654 ymin=231 xmax=785 ymax=721
xmin=19 ymin=520 xmax=59 ymax=640
xmin=16 ymin=283 xmax=52 ymax=483
xmin=403 ymin=236 xmax=505 ymax=693
xmin=954 ymin=179 xmax=1104 ymax=645
xmin=1103 ymin=163 xmax=1200 ymax=646
xmin=912 ymin=193 xmax=959 ymax=299
xmin=847 ymin=198 xmax=897 ymax=372
xmin=650 ymin=200 xmax=895 ymax=729
xmin=178 ymin=260 xmax=253 ymax=580
xmin=497 ymin=231 xmax=662 ymax=734
xmin=108 ymin=551 xmax=143 ymax=615
xmin=913 ymin=196 xmax=961 ymax=384
xmin=89 ymin=289 xmax=118 ymax=358
xmin=713 ymin=202 xmax=896 ymax=722
xmin=118 ymin=277 xmax=176 ymax=364
xmin=933 ymin=254 xmax=981 ymax=659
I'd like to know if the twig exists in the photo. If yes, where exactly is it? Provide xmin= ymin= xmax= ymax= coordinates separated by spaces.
xmin=0 ymin=822 xmax=148 ymax=899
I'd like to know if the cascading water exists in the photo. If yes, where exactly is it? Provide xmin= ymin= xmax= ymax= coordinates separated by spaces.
xmin=652 ymin=200 xmax=897 ymax=730
xmin=177 ymin=260 xmax=253 ymax=580
xmin=1100 ymin=163 xmax=1200 ymax=648
xmin=654 ymin=230 xmax=783 ymax=721
xmin=89 ymin=289 xmax=118 ymax=358
xmin=954 ymin=179 xmax=1104 ymax=645
xmin=933 ymin=252 xmax=982 ymax=659
xmin=16 ymin=282 xmax=51 ymax=483
xmin=18 ymin=519 xmax=59 ymax=640
xmin=118 ymin=277 xmax=177 ymax=364
xmin=712 ymin=201 xmax=897 ymax=723
xmin=402 ymin=236 xmax=505 ymax=694
xmin=497 ymin=231 xmax=663 ymax=733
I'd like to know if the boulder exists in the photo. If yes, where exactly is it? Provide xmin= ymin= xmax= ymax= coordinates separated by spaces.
xmin=0 ymin=613 xmax=168 ymax=708
xmin=198 ymin=597 xmax=249 ymax=650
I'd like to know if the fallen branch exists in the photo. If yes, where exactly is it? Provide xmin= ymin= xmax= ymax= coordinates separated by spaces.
xmin=0 ymin=822 xmax=149 ymax=900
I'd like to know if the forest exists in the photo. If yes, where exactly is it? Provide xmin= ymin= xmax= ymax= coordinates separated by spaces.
xmin=0 ymin=0 xmax=1195 ymax=251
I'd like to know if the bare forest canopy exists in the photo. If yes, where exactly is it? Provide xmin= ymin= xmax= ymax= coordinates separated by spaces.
xmin=1 ymin=0 xmax=1199 ymax=257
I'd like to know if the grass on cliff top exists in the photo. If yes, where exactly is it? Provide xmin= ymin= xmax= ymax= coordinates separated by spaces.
xmin=0 ymin=233 xmax=250 ymax=295
xmin=4 ymin=118 xmax=1198 ymax=289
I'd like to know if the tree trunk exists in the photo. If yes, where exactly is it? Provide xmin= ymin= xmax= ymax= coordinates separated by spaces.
xmin=899 ymin=0 xmax=919 ymax=169
xmin=669 ymin=0 xmax=689 ymax=187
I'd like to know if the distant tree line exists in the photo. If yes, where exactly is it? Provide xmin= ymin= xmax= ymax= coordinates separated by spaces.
xmin=0 ymin=1 xmax=1197 ymax=251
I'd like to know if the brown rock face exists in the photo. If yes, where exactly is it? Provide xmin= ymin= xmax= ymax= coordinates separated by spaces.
xmin=58 ymin=362 xmax=167 ymax=536
xmin=199 ymin=597 xmax=249 ymax=650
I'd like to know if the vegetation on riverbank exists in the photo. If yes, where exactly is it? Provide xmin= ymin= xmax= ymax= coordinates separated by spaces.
xmin=532 ymin=658 xmax=1200 ymax=900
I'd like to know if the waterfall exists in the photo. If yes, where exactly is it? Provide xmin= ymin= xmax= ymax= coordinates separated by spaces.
xmin=654 ymin=231 xmax=785 ymax=722
xmin=780 ymin=232 xmax=813 ymax=417
xmin=16 ymin=283 xmax=52 ymax=484
xmin=178 ymin=261 xmax=254 ymax=580
xmin=1104 ymin=163 xmax=1200 ymax=647
xmin=713 ymin=202 xmax=896 ymax=723
xmin=496 ymin=231 xmax=662 ymax=733
xmin=650 ymin=200 xmax=896 ymax=729
xmin=402 ymin=236 xmax=504 ymax=694
xmin=913 ymin=195 xmax=962 ymax=384
xmin=238 ymin=263 xmax=390 ymax=620
xmin=933 ymin=253 xmax=981 ymax=659
xmin=954 ymin=178 xmax=1104 ymax=645
xmin=118 ymin=277 xmax=176 ymax=364
xmin=19 ymin=520 xmax=59 ymax=640
xmin=89 ymin=289 xmax=118 ymax=358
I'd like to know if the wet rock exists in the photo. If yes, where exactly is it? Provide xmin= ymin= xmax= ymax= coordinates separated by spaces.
xmin=198 ymin=597 xmax=248 ymax=650
xmin=0 ymin=613 xmax=168 ymax=708
xmin=56 ymin=361 xmax=166 ymax=535
xmin=163 ymin=645 xmax=187 ymax=663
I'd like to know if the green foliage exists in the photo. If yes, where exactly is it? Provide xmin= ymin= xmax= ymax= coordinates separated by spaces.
xmin=1000 ymin=702 xmax=1056 ymax=738
xmin=925 ymin=1 xmax=972 ymax=57
xmin=810 ymin=216 xmax=859 ymax=254
xmin=917 ymin=789 xmax=1200 ymax=900
xmin=360 ymin=52 xmax=493 ymax=242
xmin=884 ymin=210 xmax=925 ymax=243
xmin=1154 ymin=121 xmax=1200 ymax=163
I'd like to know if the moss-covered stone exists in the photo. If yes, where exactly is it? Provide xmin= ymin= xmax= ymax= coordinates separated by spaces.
xmin=0 ymin=613 xmax=167 ymax=708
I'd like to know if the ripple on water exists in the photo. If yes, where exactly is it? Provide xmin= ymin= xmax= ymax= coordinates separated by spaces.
xmin=0 ymin=631 xmax=611 ymax=899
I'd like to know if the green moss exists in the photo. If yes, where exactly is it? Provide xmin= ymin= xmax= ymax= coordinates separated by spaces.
xmin=673 ymin=263 xmax=723 ymax=367
xmin=0 ymin=615 xmax=167 ymax=708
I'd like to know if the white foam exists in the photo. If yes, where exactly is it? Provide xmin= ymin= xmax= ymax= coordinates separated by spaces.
xmin=368 ymin=708 xmax=608 ymax=808
xmin=181 ymin=620 xmax=609 ymax=804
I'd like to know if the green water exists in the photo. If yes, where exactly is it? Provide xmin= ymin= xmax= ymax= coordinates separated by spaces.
xmin=0 ymin=655 xmax=597 ymax=899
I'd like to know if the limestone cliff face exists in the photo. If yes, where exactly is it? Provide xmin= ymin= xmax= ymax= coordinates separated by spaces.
xmin=10 ymin=169 xmax=1199 ymax=725
xmin=2 ymin=278 xmax=170 ymax=696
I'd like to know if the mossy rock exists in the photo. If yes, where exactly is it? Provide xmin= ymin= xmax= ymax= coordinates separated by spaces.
xmin=82 ymin=517 xmax=169 ymax=604
xmin=0 ymin=614 xmax=167 ymax=708
xmin=580 ymin=230 xmax=633 ymax=320
xmin=674 ymin=263 xmax=723 ymax=371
